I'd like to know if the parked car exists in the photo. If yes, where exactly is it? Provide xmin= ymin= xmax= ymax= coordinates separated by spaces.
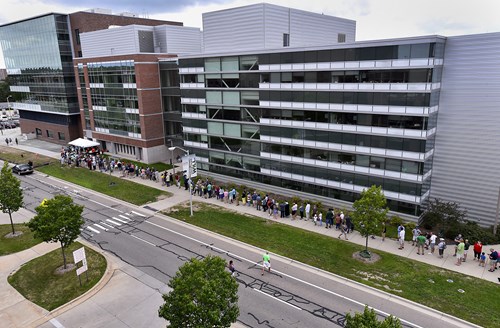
xmin=12 ymin=164 xmax=33 ymax=175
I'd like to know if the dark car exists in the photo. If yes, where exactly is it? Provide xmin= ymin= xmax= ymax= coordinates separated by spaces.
xmin=12 ymin=164 xmax=33 ymax=175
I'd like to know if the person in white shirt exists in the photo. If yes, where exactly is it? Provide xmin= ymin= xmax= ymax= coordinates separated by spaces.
xmin=305 ymin=203 xmax=311 ymax=220
xmin=429 ymin=232 xmax=437 ymax=254
xmin=398 ymin=227 xmax=406 ymax=250
xmin=291 ymin=203 xmax=298 ymax=220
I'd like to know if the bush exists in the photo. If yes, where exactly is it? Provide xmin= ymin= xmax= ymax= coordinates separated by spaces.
xmin=405 ymin=222 xmax=417 ymax=231
xmin=390 ymin=215 xmax=403 ymax=227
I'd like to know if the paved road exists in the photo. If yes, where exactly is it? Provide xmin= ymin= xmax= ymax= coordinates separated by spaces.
xmin=19 ymin=172 xmax=470 ymax=328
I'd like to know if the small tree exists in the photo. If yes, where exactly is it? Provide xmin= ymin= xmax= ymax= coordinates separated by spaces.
xmin=27 ymin=195 xmax=84 ymax=269
xmin=158 ymin=255 xmax=239 ymax=328
xmin=421 ymin=198 xmax=467 ymax=233
xmin=345 ymin=306 xmax=402 ymax=328
xmin=0 ymin=162 xmax=24 ymax=235
xmin=351 ymin=185 xmax=388 ymax=257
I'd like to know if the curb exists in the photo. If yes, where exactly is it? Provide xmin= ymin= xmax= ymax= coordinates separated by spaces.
xmin=150 ymin=208 xmax=481 ymax=328
xmin=28 ymin=239 xmax=115 ymax=328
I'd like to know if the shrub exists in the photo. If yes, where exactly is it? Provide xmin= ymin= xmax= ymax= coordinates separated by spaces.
xmin=390 ymin=215 xmax=403 ymax=227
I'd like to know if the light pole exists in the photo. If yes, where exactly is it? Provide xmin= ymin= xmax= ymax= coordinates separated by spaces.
xmin=6 ymin=95 xmax=12 ymax=109
xmin=168 ymin=146 xmax=193 ymax=216
xmin=168 ymin=140 xmax=175 ymax=175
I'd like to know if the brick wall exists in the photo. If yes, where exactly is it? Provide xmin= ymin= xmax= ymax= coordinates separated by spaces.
xmin=20 ymin=118 xmax=81 ymax=145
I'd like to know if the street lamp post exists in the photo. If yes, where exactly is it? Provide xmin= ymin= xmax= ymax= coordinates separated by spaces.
xmin=6 ymin=95 xmax=12 ymax=110
xmin=168 ymin=146 xmax=193 ymax=217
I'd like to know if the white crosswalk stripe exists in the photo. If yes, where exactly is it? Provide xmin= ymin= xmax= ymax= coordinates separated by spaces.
xmin=131 ymin=210 xmax=146 ymax=217
xmin=106 ymin=219 xmax=122 ymax=226
xmin=100 ymin=221 xmax=114 ymax=229
xmin=112 ymin=217 xmax=128 ymax=224
xmin=87 ymin=226 xmax=100 ymax=233
xmin=119 ymin=214 xmax=131 ymax=221
xmin=94 ymin=224 xmax=108 ymax=231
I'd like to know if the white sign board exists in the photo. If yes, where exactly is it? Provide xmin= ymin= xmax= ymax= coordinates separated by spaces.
xmin=72 ymin=247 xmax=88 ymax=276
xmin=182 ymin=154 xmax=197 ymax=178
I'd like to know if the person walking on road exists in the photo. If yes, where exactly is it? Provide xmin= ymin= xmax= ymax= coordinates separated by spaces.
xmin=262 ymin=251 xmax=271 ymax=276
xmin=228 ymin=260 xmax=236 ymax=277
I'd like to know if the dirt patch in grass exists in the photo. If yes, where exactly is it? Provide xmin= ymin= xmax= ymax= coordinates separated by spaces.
xmin=352 ymin=251 xmax=381 ymax=264
xmin=4 ymin=231 xmax=24 ymax=238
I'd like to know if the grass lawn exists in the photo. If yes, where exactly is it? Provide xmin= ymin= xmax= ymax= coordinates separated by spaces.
xmin=0 ymin=146 xmax=57 ymax=167
xmin=165 ymin=202 xmax=500 ymax=328
xmin=37 ymin=163 xmax=171 ymax=206
xmin=0 ymin=224 xmax=43 ymax=256
xmin=8 ymin=242 xmax=107 ymax=311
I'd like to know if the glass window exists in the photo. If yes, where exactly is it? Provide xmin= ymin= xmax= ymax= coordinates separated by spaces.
xmin=224 ymin=123 xmax=241 ymax=137
xmin=410 ymin=43 xmax=431 ymax=59
xmin=239 ymin=56 xmax=258 ymax=70
xmin=402 ymin=160 xmax=420 ymax=174
xmin=222 ymin=91 xmax=240 ymax=105
xmin=283 ymin=33 xmax=290 ymax=47
xmin=397 ymin=45 xmax=411 ymax=59
xmin=207 ymin=122 xmax=223 ymax=135
xmin=385 ymin=159 xmax=401 ymax=172
xmin=206 ymin=91 xmax=222 ymax=104
xmin=221 ymin=57 xmax=239 ymax=71
xmin=205 ymin=58 xmax=220 ymax=72
xmin=58 ymin=132 xmax=65 ymax=140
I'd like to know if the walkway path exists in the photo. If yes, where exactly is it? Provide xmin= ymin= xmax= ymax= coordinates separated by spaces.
xmin=4 ymin=130 xmax=500 ymax=284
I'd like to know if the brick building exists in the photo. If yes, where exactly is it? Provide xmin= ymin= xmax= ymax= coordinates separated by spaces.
xmin=0 ymin=10 xmax=181 ymax=145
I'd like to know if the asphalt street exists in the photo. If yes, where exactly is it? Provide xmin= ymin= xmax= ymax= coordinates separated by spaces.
xmin=19 ymin=172 xmax=467 ymax=328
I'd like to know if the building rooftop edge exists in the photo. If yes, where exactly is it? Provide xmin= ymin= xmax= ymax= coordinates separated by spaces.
xmin=179 ymin=34 xmax=447 ymax=59
xmin=0 ymin=12 xmax=67 ymax=28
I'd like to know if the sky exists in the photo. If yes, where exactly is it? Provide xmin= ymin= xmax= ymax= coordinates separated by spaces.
xmin=1 ymin=0 xmax=500 ymax=68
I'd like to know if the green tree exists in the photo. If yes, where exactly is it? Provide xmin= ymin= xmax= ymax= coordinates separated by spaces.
xmin=421 ymin=198 xmax=467 ymax=233
xmin=351 ymin=185 xmax=388 ymax=256
xmin=0 ymin=81 xmax=9 ymax=102
xmin=27 ymin=195 xmax=84 ymax=269
xmin=345 ymin=306 xmax=402 ymax=328
xmin=158 ymin=255 xmax=239 ymax=328
xmin=0 ymin=162 xmax=24 ymax=235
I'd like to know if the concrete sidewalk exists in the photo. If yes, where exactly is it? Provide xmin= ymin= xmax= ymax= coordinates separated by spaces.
xmin=4 ymin=131 xmax=500 ymax=284
xmin=0 ymin=132 xmax=498 ymax=328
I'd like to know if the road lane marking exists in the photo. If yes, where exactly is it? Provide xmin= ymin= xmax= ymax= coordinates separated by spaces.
xmin=131 ymin=210 xmax=146 ymax=217
xmin=119 ymin=214 xmax=131 ymax=221
xmin=130 ymin=234 xmax=156 ymax=247
xmin=106 ymin=219 xmax=122 ymax=226
xmin=145 ymin=220 xmax=424 ymax=328
xmin=49 ymin=318 xmax=65 ymax=328
xmin=100 ymin=221 xmax=114 ymax=229
xmin=253 ymin=288 xmax=302 ymax=310
xmin=125 ymin=212 xmax=131 ymax=216
xmin=112 ymin=217 xmax=128 ymax=224
xmin=86 ymin=226 xmax=100 ymax=234
xmin=94 ymin=224 xmax=108 ymax=231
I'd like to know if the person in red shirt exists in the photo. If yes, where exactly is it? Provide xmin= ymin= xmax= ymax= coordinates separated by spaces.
xmin=473 ymin=241 xmax=483 ymax=261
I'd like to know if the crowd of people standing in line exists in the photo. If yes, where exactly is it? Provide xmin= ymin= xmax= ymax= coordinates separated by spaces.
xmin=62 ymin=152 xmax=500 ymax=280
xmin=396 ymin=225 xmax=499 ymax=276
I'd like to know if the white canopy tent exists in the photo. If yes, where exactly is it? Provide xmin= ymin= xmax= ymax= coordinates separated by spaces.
xmin=68 ymin=138 xmax=100 ymax=148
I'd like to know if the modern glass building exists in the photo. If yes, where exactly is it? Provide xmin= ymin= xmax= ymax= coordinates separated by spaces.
xmin=178 ymin=37 xmax=445 ymax=217
xmin=0 ymin=11 xmax=184 ymax=144
xmin=0 ymin=13 xmax=80 ymax=142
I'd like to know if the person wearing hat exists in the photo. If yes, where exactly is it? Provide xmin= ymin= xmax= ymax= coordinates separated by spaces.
xmin=437 ymin=238 xmax=447 ymax=258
